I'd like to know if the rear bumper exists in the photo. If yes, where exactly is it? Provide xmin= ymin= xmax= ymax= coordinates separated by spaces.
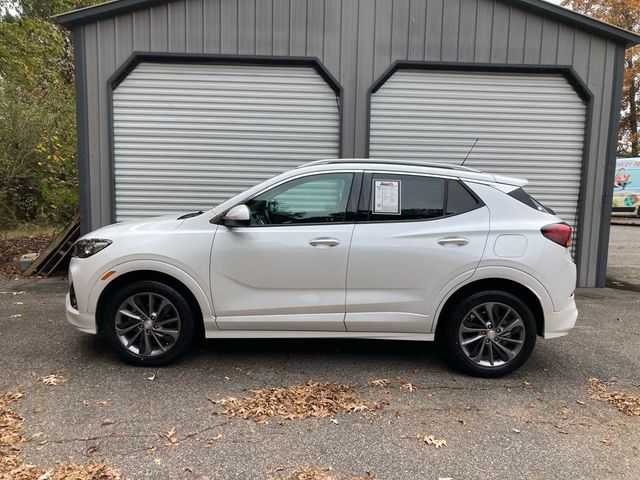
xmin=65 ymin=292 xmax=97 ymax=334
xmin=543 ymin=296 xmax=578 ymax=339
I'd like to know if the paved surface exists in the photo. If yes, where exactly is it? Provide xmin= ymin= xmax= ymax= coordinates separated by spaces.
xmin=1 ymin=275 xmax=639 ymax=480
xmin=607 ymin=225 xmax=640 ymax=290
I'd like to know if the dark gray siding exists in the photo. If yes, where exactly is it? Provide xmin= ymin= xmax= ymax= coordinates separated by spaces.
xmin=76 ymin=0 xmax=625 ymax=287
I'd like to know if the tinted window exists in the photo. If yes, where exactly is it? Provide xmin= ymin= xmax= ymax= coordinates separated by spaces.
xmin=246 ymin=173 xmax=353 ymax=225
xmin=508 ymin=187 xmax=553 ymax=214
xmin=446 ymin=180 xmax=480 ymax=215
xmin=365 ymin=174 xmax=445 ymax=221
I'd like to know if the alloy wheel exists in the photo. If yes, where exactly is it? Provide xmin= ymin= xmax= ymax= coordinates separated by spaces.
xmin=458 ymin=302 xmax=526 ymax=368
xmin=114 ymin=292 xmax=181 ymax=357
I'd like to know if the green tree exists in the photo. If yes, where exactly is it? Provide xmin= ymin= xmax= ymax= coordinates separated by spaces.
xmin=0 ymin=0 xmax=104 ymax=227
xmin=562 ymin=0 xmax=640 ymax=156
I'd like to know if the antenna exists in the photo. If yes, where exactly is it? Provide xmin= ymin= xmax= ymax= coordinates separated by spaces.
xmin=461 ymin=138 xmax=479 ymax=166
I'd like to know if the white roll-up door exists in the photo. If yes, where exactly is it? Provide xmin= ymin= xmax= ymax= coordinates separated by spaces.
xmin=369 ymin=70 xmax=587 ymax=233
xmin=112 ymin=62 xmax=340 ymax=221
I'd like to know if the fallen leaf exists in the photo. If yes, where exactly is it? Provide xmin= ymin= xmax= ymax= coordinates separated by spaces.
xmin=423 ymin=435 xmax=447 ymax=448
xmin=589 ymin=378 xmax=640 ymax=416
xmin=215 ymin=382 xmax=378 ymax=422
xmin=160 ymin=427 xmax=178 ymax=446
xmin=37 ymin=374 xmax=67 ymax=386
xmin=9 ymin=314 xmax=22 ymax=319
xmin=368 ymin=379 xmax=390 ymax=387
xmin=86 ymin=445 xmax=98 ymax=455
xmin=400 ymin=383 xmax=415 ymax=392
xmin=101 ymin=418 xmax=114 ymax=426
xmin=204 ymin=433 xmax=223 ymax=447
xmin=576 ymin=400 xmax=586 ymax=405
xmin=512 ymin=428 xmax=521 ymax=434
xmin=600 ymin=437 xmax=614 ymax=446
xmin=97 ymin=400 xmax=110 ymax=406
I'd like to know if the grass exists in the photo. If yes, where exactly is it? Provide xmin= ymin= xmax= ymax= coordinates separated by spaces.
xmin=0 ymin=223 xmax=62 ymax=239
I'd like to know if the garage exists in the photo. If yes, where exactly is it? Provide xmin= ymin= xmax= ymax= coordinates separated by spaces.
xmin=112 ymin=60 xmax=341 ymax=221
xmin=369 ymin=67 xmax=588 ymax=235
xmin=55 ymin=0 xmax=640 ymax=287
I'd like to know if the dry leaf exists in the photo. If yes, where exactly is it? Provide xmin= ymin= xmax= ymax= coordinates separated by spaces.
xmin=215 ymin=382 xmax=378 ymax=422
xmin=101 ymin=418 xmax=114 ymax=426
xmin=589 ymin=378 xmax=640 ymax=416
xmin=37 ymin=374 xmax=67 ymax=386
xmin=9 ymin=314 xmax=22 ymax=319
xmin=204 ymin=433 xmax=223 ymax=447
xmin=368 ymin=379 xmax=390 ymax=387
xmin=600 ymin=437 xmax=614 ymax=446
xmin=0 ymin=390 xmax=122 ymax=479
xmin=97 ymin=400 xmax=110 ymax=406
xmin=160 ymin=427 xmax=178 ymax=446
xmin=512 ymin=428 xmax=521 ymax=434
xmin=423 ymin=435 xmax=447 ymax=448
xmin=400 ymin=383 xmax=415 ymax=392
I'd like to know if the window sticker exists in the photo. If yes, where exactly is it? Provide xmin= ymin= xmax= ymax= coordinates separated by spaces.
xmin=373 ymin=180 xmax=401 ymax=214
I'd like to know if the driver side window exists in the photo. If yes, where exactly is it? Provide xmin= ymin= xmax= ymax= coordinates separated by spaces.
xmin=246 ymin=173 xmax=354 ymax=226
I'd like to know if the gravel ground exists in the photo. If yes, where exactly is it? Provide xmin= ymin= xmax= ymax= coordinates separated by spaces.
xmin=0 ymin=275 xmax=638 ymax=480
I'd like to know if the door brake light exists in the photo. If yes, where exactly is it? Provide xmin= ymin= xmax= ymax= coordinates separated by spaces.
xmin=541 ymin=223 xmax=572 ymax=248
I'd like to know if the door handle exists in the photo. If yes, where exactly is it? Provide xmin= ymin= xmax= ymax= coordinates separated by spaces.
xmin=309 ymin=237 xmax=341 ymax=247
xmin=438 ymin=237 xmax=469 ymax=246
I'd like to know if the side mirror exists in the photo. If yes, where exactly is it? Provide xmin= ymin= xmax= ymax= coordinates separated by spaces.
xmin=221 ymin=204 xmax=250 ymax=227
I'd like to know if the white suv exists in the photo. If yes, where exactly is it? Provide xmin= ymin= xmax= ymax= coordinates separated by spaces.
xmin=66 ymin=160 xmax=577 ymax=377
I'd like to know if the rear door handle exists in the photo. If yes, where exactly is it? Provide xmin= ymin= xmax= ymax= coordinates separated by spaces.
xmin=438 ymin=237 xmax=469 ymax=246
xmin=309 ymin=237 xmax=341 ymax=247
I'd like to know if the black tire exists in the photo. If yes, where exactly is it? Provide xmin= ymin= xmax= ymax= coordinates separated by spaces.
xmin=104 ymin=280 xmax=195 ymax=366
xmin=441 ymin=290 xmax=537 ymax=378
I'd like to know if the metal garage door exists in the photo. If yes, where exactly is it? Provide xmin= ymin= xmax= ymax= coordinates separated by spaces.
xmin=112 ymin=63 xmax=340 ymax=221
xmin=369 ymin=70 xmax=587 ymax=235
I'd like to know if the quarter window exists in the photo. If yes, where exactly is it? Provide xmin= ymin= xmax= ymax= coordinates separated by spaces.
xmin=446 ymin=180 xmax=481 ymax=215
xmin=246 ymin=173 xmax=354 ymax=225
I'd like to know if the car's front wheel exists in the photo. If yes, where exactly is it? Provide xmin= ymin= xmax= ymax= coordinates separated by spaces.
xmin=104 ymin=280 xmax=195 ymax=366
xmin=442 ymin=291 xmax=537 ymax=377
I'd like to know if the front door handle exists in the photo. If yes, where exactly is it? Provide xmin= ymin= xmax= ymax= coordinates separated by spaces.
xmin=309 ymin=237 xmax=341 ymax=247
xmin=438 ymin=237 xmax=469 ymax=246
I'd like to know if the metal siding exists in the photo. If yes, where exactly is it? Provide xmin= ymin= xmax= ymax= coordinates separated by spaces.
xmin=112 ymin=62 xmax=340 ymax=220
xmin=76 ymin=0 xmax=623 ymax=286
xmin=369 ymin=70 xmax=587 ymax=237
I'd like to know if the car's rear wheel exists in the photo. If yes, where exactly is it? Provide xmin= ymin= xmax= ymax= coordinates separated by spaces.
xmin=442 ymin=291 xmax=537 ymax=377
xmin=104 ymin=280 xmax=194 ymax=366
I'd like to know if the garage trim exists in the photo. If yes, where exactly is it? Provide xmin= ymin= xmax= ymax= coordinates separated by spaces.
xmin=106 ymin=52 xmax=343 ymax=224
xmin=365 ymin=61 xmax=593 ymax=280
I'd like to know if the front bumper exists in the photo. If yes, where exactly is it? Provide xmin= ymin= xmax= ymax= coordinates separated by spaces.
xmin=544 ymin=295 xmax=578 ymax=339
xmin=65 ymin=292 xmax=98 ymax=334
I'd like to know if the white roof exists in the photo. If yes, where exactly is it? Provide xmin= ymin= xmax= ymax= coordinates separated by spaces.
xmin=296 ymin=159 xmax=528 ymax=187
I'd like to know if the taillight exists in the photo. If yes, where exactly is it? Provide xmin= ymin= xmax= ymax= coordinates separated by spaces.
xmin=541 ymin=223 xmax=572 ymax=248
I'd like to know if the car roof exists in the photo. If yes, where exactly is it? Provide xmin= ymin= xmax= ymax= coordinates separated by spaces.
xmin=296 ymin=159 xmax=528 ymax=187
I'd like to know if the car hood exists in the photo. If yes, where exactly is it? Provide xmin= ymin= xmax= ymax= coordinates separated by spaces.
xmin=82 ymin=214 xmax=186 ymax=240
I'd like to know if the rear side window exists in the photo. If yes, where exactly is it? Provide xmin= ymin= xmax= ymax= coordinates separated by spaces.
xmin=367 ymin=174 xmax=445 ymax=221
xmin=508 ymin=188 xmax=554 ymax=214
xmin=446 ymin=180 xmax=481 ymax=215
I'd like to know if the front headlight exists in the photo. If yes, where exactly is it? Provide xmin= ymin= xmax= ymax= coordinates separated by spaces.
xmin=73 ymin=239 xmax=112 ymax=258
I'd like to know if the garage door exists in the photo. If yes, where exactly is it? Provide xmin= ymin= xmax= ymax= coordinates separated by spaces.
xmin=112 ymin=62 xmax=340 ymax=221
xmin=369 ymin=70 xmax=587 ymax=236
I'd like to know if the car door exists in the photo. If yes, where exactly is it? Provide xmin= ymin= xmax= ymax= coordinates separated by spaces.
xmin=345 ymin=172 xmax=490 ymax=333
xmin=211 ymin=171 xmax=361 ymax=331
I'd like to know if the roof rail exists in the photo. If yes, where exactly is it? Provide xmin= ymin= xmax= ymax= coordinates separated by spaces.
xmin=298 ymin=159 xmax=482 ymax=173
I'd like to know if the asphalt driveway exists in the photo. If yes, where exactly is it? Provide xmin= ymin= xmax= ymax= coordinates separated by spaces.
xmin=1 ymin=273 xmax=639 ymax=480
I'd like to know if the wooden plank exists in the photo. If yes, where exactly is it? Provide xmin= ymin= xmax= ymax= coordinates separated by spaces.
xmin=24 ymin=216 xmax=80 ymax=277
